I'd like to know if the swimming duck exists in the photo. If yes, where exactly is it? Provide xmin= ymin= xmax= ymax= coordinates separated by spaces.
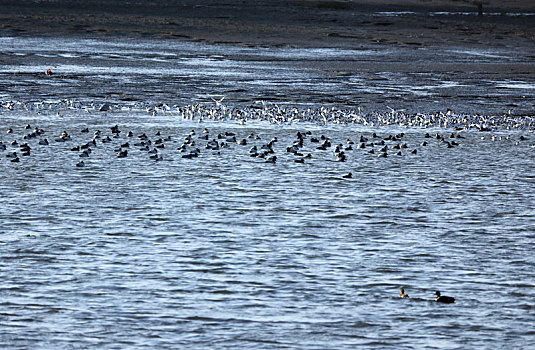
xmin=265 ymin=155 xmax=277 ymax=163
xmin=342 ymin=172 xmax=352 ymax=179
xmin=435 ymin=291 xmax=455 ymax=303
xmin=399 ymin=288 xmax=409 ymax=298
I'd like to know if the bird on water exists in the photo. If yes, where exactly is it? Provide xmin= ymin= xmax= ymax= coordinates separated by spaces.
xmin=399 ymin=288 xmax=409 ymax=298
xmin=435 ymin=291 xmax=455 ymax=303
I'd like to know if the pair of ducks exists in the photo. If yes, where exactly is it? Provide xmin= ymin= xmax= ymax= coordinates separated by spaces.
xmin=399 ymin=288 xmax=455 ymax=303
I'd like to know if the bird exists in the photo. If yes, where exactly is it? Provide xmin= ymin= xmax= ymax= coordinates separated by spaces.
xmin=211 ymin=96 xmax=225 ymax=107
xmin=435 ymin=291 xmax=455 ymax=303
xmin=399 ymin=288 xmax=409 ymax=298
xmin=342 ymin=172 xmax=352 ymax=179
xmin=265 ymin=155 xmax=277 ymax=163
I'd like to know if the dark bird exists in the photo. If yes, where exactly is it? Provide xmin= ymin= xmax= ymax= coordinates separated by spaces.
xmin=435 ymin=291 xmax=455 ymax=303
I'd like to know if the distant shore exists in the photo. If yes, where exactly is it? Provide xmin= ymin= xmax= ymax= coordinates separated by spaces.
xmin=0 ymin=0 xmax=534 ymax=49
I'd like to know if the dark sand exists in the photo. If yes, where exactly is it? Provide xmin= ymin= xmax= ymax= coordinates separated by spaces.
xmin=1 ymin=0 xmax=534 ymax=48
xmin=1 ymin=0 xmax=534 ymax=113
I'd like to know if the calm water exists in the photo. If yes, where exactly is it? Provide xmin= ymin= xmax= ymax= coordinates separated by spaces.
xmin=1 ymin=36 xmax=535 ymax=349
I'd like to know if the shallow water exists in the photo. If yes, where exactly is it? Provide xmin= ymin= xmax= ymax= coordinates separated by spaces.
xmin=0 ymin=108 xmax=534 ymax=349
xmin=1 ymin=35 xmax=535 ymax=349
xmin=1 ymin=36 xmax=534 ymax=114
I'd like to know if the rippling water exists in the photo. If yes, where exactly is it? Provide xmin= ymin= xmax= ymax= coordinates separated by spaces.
xmin=1 ymin=35 xmax=535 ymax=349
xmin=0 ymin=109 xmax=534 ymax=349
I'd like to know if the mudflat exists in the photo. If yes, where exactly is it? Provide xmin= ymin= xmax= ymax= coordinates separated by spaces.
xmin=0 ymin=0 xmax=534 ymax=113
xmin=1 ymin=0 xmax=534 ymax=48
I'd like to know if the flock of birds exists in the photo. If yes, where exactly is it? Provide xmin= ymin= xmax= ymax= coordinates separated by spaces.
xmin=399 ymin=288 xmax=455 ymax=303
xmin=0 ymin=120 xmax=488 ymax=175
xmin=1 ymin=101 xmax=532 ymax=174
xmin=0 ymin=102 xmax=528 ymax=307
xmin=1 ymin=99 xmax=534 ymax=131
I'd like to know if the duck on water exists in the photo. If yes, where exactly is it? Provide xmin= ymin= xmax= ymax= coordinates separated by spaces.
xmin=435 ymin=291 xmax=455 ymax=303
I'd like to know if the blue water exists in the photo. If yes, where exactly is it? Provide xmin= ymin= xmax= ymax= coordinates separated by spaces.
xmin=0 ymin=36 xmax=534 ymax=349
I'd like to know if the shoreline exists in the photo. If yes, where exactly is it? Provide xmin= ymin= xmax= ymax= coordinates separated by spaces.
xmin=0 ymin=1 xmax=534 ymax=115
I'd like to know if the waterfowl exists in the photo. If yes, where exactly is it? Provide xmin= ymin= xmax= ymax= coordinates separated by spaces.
xmin=342 ymin=172 xmax=352 ymax=179
xmin=336 ymin=153 xmax=346 ymax=162
xmin=265 ymin=155 xmax=277 ymax=163
xmin=76 ymin=160 xmax=85 ymax=167
xmin=111 ymin=124 xmax=120 ymax=134
xmin=399 ymin=288 xmax=409 ymax=298
xmin=435 ymin=291 xmax=455 ymax=303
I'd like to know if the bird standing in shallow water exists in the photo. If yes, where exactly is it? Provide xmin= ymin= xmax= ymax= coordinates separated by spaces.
xmin=435 ymin=291 xmax=455 ymax=303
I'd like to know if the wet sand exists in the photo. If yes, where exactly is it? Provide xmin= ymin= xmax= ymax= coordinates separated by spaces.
xmin=1 ymin=0 xmax=534 ymax=48
xmin=0 ymin=0 xmax=534 ymax=114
